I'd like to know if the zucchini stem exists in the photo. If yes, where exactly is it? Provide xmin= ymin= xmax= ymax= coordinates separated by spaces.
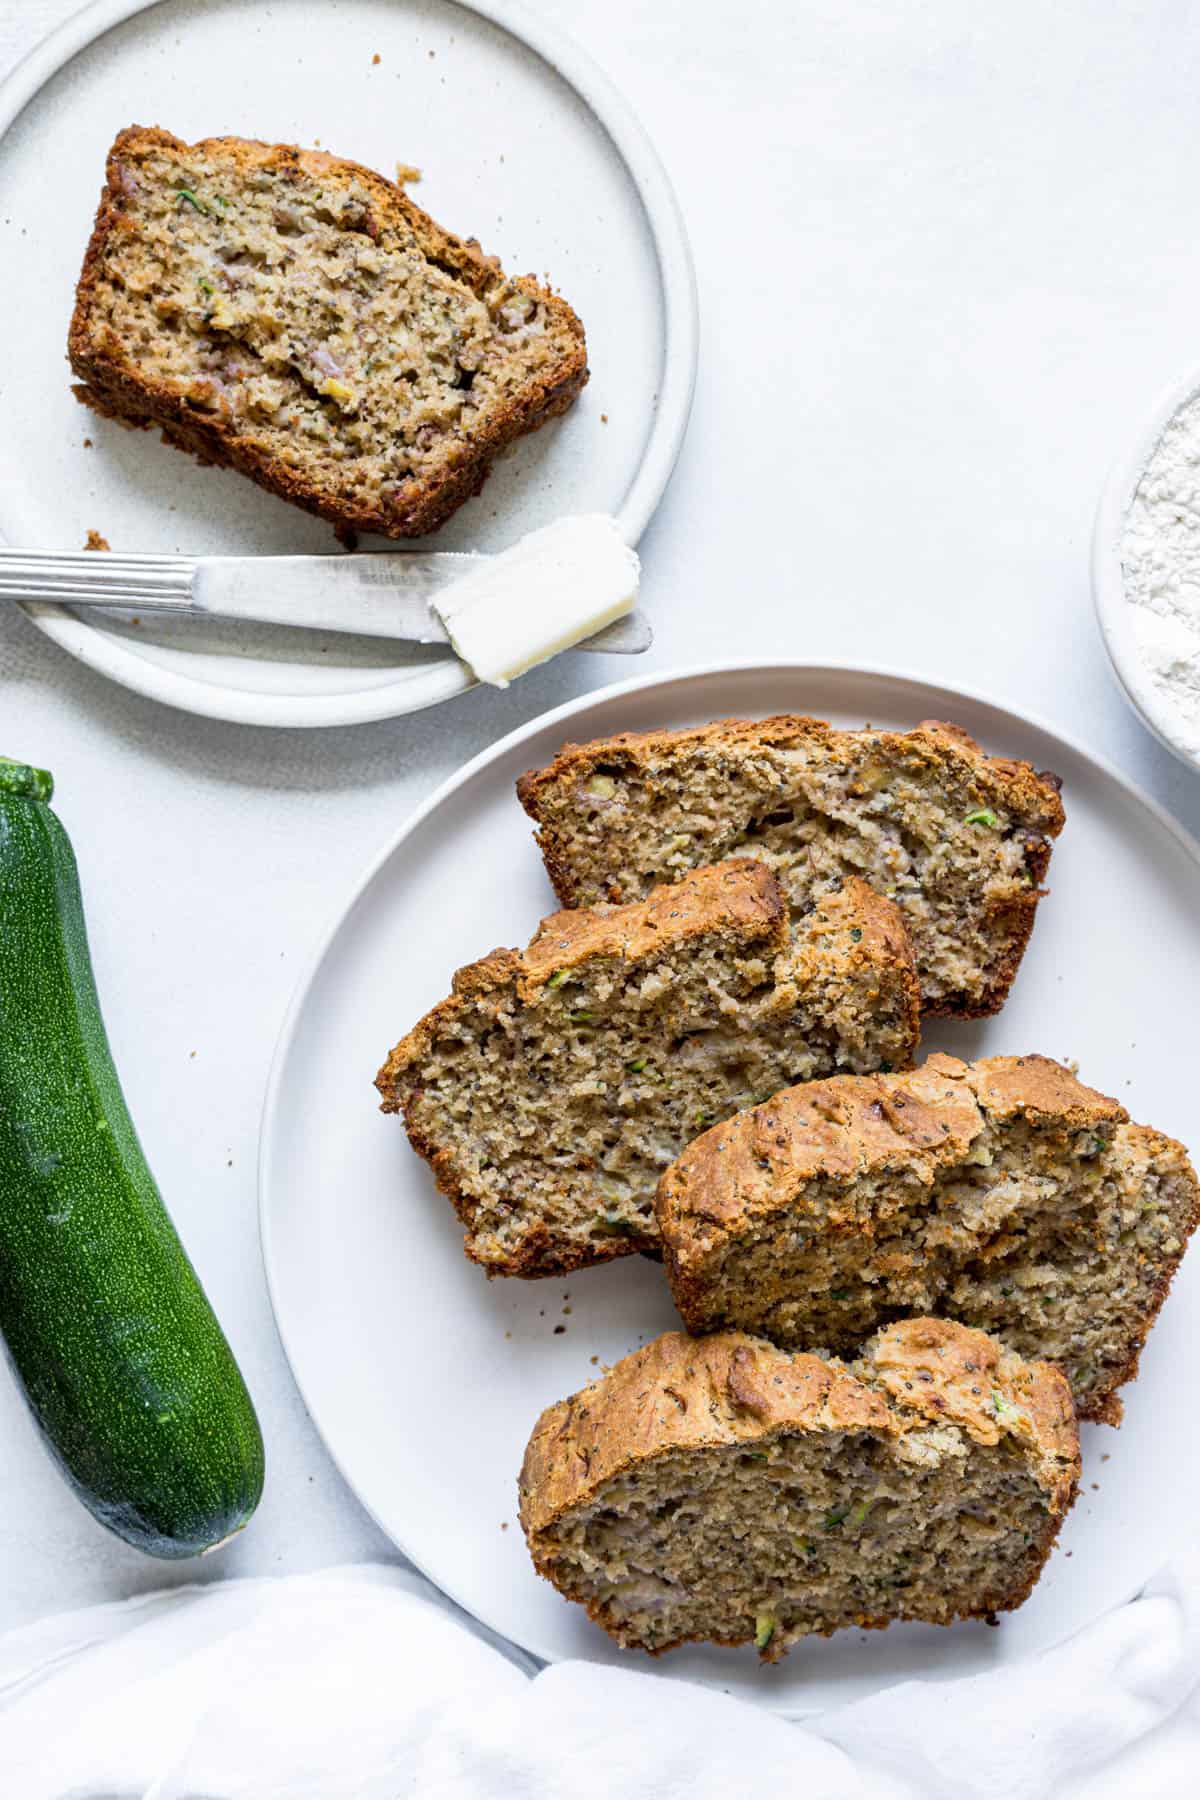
xmin=0 ymin=758 xmax=54 ymax=802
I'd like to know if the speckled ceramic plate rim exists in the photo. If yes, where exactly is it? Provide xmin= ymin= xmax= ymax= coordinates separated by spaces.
xmin=0 ymin=0 xmax=698 ymax=728
xmin=259 ymin=657 xmax=1200 ymax=1709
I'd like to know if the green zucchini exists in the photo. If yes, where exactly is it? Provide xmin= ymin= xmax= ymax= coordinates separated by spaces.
xmin=0 ymin=756 xmax=264 ymax=1557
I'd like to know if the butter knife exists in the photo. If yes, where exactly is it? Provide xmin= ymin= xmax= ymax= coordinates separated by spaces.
xmin=0 ymin=549 xmax=650 ymax=653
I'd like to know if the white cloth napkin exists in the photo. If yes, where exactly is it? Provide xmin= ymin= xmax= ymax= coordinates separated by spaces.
xmin=1 ymin=1559 xmax=1197 ymax=1799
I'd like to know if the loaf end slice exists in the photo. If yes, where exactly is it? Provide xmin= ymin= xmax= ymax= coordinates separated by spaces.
xmin=69 ymin=127 xmax=588 ymax=539
xmin=375 ymin=861 xmax=919 ymax=1277
xmin=516 ymin=715 xmax=1065 ymax=1017
xmin=518 ymin=1318 xmax=1079 ymax=1659
xmin=657 ymin=1053 xmax=1200 ymax=1423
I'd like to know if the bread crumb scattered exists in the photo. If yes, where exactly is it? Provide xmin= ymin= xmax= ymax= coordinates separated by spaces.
xmin=600 ymin=413 xmax=609 ymax=424
xmin=504 ymin=1330 xmax=512 ymax=1339
xmin=84 ymin=529 xmax=110 ymax=551
xmin=590 ymin=1355 xmax=599 ymax=1364
xmin=372 ymin=52 xmax=381 ymax=65
xmin=500 ymin=1521 xmax=508 ymax=1530
xmin=82 ymin=437 xmax=93 ymax=449
xmin=1101 ymin=1453 xmax=1110 ymax=1462
xmin=395 ymin=161 xmax=422 ymax=186
xmin=554 ymin=1324 xmax=566 ymax=1334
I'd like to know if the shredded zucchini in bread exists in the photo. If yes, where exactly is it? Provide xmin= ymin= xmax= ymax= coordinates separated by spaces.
xmin=517 ymin=716 xmax=1065 ymax=1017
xmin=658 ymin=1054 xmax=1199 ymax=1424
xmin=69 ymin=127 xmax=587 ymax=538
xmin=520 ymin=1320 xmax=1079 ymax=1658
xmin=376 ymin=861 xmax=919 ymax=1276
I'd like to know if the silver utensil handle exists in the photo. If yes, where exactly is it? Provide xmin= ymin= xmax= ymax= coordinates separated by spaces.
xmin=0 ymin=548 xmax=652 ymax=653
xmin=0 ymin=549 xmax=197 ymax=609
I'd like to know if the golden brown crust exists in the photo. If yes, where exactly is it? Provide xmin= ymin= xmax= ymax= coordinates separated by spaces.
xmin=519 ymin=1332 xmax=886 ymax=1540
xmin=374 ymin=861 xmax=792 ymax=1278
xmin=1085 ymin=1122 xmax=1200 ymax=1423
xmin=68 ymin=127 xmax=588 ymax=539
xmin=518 ymin=1320 xmax=1080 ymax=1654
xmin=376 ymin=859 xmax=787 ymax=1106
xmin=658 ymin=1053 xmax=1125 ymax=1252
xmin=516 ymin=714 xmax=1066 ymax=1020
xmin=522 ymin=858 xmax=786 ymax=983
xmin=798 ymin=876 xmax=922 ymax=1045
xmin=654 ymin=1055 xmax=1200 ymax=1425
xmin=520 ymin=1321 xmax=1077 ymax=1538
xmin=376 ymin=861 xmax=920 ymax=1280
xmin=865 ymin=1317 xmax=1079 ymax=1504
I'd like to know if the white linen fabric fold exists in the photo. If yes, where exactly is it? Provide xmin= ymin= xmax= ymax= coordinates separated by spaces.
xmin=1 ymin=1559 xmax=1197 ymax=1799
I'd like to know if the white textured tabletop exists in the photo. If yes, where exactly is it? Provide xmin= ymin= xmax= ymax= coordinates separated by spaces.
xmin=3 ymin=0 xmax=1200 ymax=1634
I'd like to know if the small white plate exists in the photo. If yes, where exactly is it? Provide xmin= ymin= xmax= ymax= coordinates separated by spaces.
xmin=0 ymin=0 xmax=696 ymax=727
xmin=1093 ymin=362 xmax=1200 ymax=774
xmin=260 ymin=661 xmax=1200 ymax=1713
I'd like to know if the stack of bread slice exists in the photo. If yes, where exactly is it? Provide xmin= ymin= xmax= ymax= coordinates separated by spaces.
xmin=515 ymin=715 xmax=1066 ymax=1018
xmin=656 ymin=1052 xmax=1198 ymax=1427
xmin=375 ymin=713 xmax=1198 ymax=1660
xmin=377 ymin=862 xmax=919 ymax=1275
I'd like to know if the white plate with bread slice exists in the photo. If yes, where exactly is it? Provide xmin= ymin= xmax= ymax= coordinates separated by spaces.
xmin=0 ymin=0 xmax=695 ymax=726
xmin=260 ymin=661 xmax=1200 ymax=1711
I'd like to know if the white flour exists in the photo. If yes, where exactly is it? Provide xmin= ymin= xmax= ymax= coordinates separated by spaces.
xmin=1121 ymin=391 xmax=1200 ymax=755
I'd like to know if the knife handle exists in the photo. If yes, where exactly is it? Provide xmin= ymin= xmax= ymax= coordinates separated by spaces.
xmin=0 ymin=549 xmax=197 ymax=610
xmin=0 ymin=548 xmax=651 ymax=653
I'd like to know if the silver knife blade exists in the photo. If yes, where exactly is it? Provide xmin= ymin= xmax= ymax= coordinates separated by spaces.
xmin=194 ymin=552 xmax=478 ymax=641
xmin=194 ymin=556 xmax=652 ymax=652
xmin=0 ymin=548 xmax=651 ymax=654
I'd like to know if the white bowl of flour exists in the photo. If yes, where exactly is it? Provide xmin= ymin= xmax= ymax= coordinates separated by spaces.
xmin=1094 ymin=367 xmax=1200 ymax=772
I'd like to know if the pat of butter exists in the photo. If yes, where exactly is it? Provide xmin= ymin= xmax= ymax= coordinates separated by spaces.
xmin=431 ymin=515 xmax=640 ymax=687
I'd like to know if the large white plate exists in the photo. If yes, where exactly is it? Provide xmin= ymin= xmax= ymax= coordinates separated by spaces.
xmin=0 ymin=0 xmax=696 ymax=727
xmin=260 ymin=662 xmax=1200 ymax=1712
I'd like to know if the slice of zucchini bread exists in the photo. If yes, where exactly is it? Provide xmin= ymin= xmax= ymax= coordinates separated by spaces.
xmin=375 ymin=861 xmax=919 ymax=1277
xmin=519 ymin=1319 xmax=1079 ymax=1659
xmin=516 ymin=716 xmax=1065 ymax=1017
xmin=68 ymin=127 xmax=588 ymax=539
xmin=657 ymin=1054 xmax=1199 ymax=1424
